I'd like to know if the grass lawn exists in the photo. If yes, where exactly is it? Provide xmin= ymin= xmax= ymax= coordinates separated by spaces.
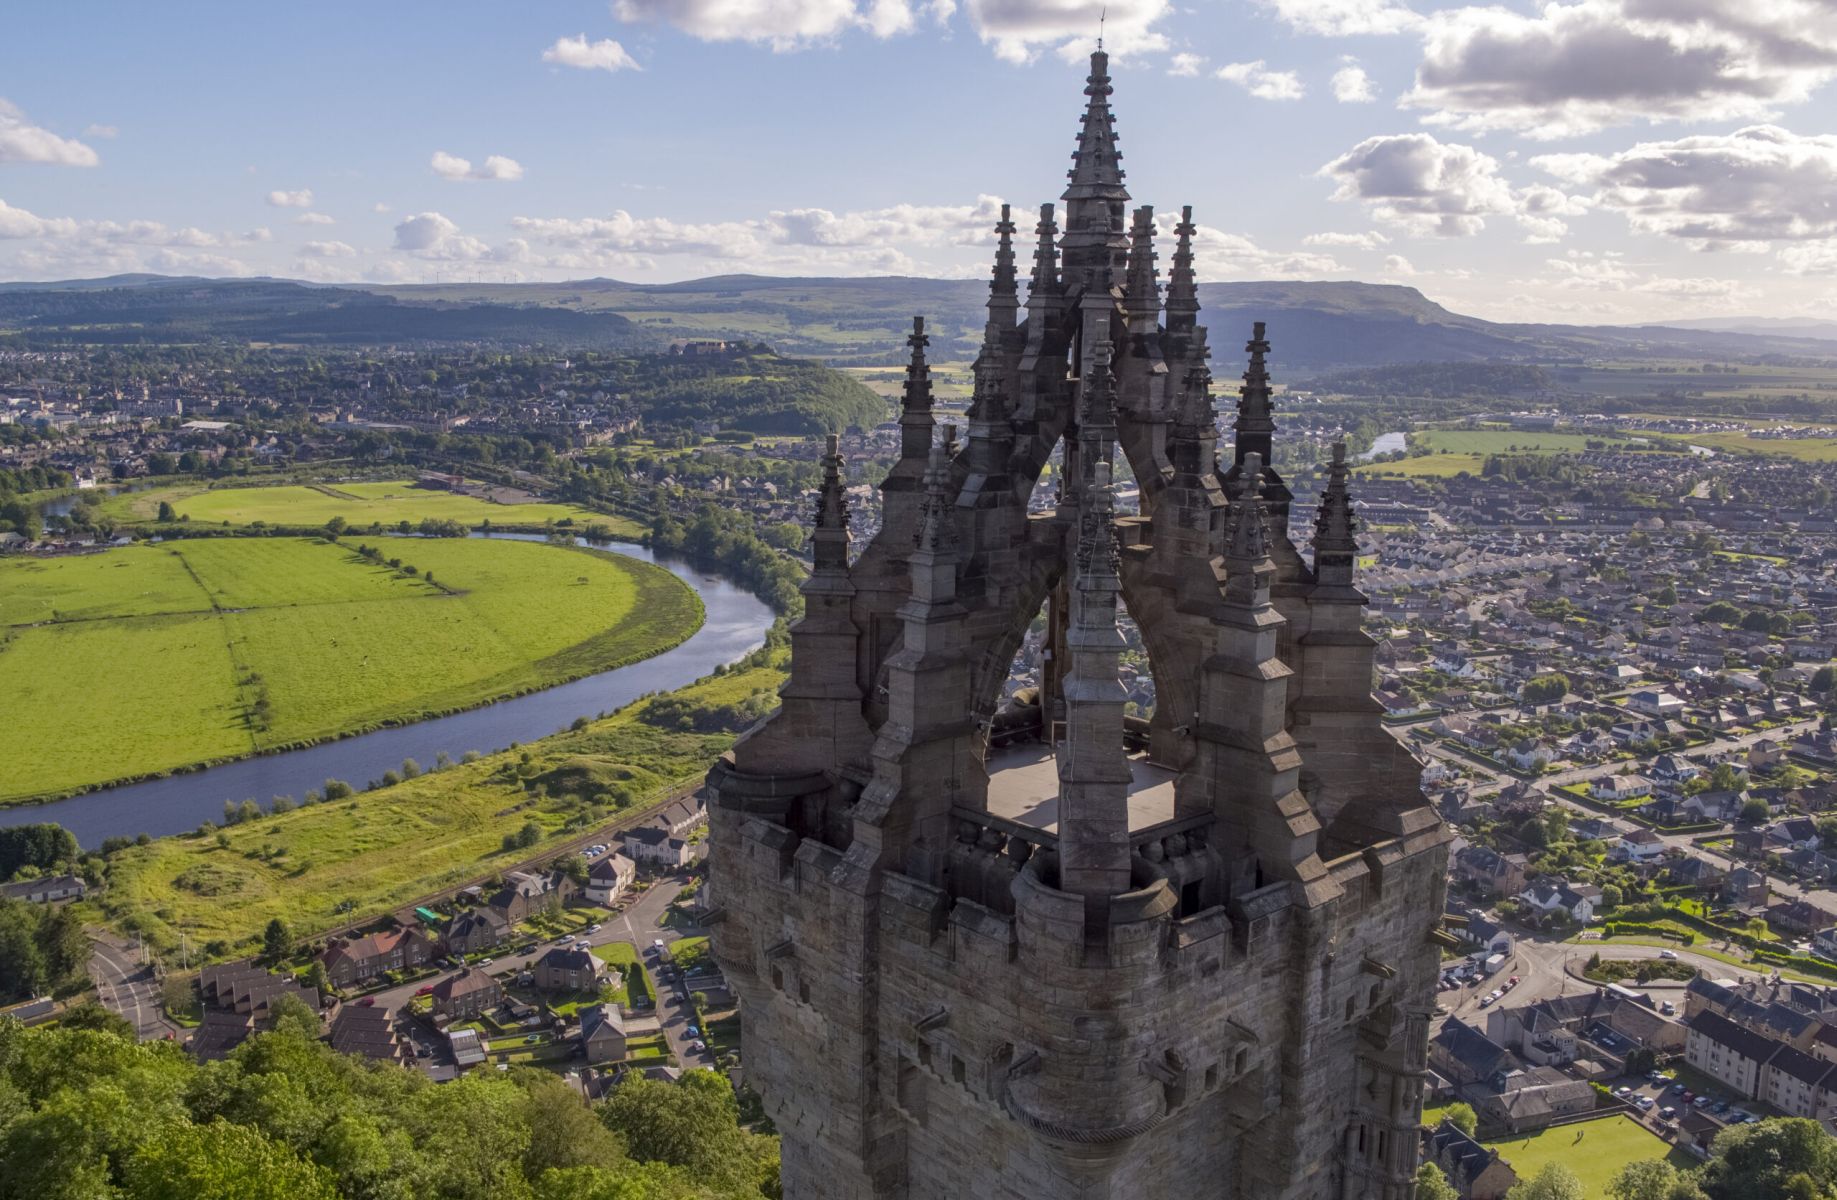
xmin=84 ymin=658 xmax=787 ymax=955
xmin=671 ymin=935 xmax=710 ymax=972
xmin=1416 ymin=430 xmax=1632 ymax=455
xmin=0 ymin=537 xmax=703 ymax=804
xmin=102 ymin=478 xmax=641 ymax=535
xmin=1484 ymin=1114 xmax=1672 ymax=1197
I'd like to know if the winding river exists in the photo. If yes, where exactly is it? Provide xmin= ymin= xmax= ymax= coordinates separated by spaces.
xmin=0 ymin=540 xmax=773 ymax=847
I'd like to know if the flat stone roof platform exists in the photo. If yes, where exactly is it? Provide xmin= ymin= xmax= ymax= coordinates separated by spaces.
xmin=983 ymin=742 xmax=1177 ymax=834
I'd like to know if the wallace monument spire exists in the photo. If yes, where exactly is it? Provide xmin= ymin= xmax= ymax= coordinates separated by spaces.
xmin=704 ymin=50 xmax=1450 ymax=1200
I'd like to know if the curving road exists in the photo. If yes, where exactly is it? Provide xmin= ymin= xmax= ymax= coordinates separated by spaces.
xmin=89 ymin=934 xmax=179 ymax=1041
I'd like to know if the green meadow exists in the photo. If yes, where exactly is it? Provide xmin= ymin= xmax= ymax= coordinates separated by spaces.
xmin=88 ymin=659 xmax=784 ymax=952
xmin=0 ymin=537 xmax=702 ymax=804
xmin=101 ymin=478 xmax=641 ymax=535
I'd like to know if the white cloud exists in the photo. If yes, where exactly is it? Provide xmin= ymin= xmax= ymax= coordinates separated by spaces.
xmin=1534 ymin=125 xmax=1837 ymax=249
xmin=1167 ymin=52 xmax=1206 ymax=77
xmin=1404 ymin=0 xmax=1837 ymax=138
xmin=431 ymin=151 xmax=525 ymax=182
xmin=613 ymin=0 xmax=900 ymax=50
xmin=1190 ymin=225 xmax=1344 ymax=279
xmin=266 ymin=188 xmax=313 ymax=208
xmin=294 ymin=212 xmax=336 ymax=226
xmin=960 ymin=0 xmax=1172 ymax=64
xmin=1382 ymin=253 xmax=1416 ymax=274
xmin=1319 ymin=132 xmax=1517 ymax=236
xmin=541 ymin=34 xmax=642 ymax=72
xmin=82 ymin=124 xmax=118 ymax=139
xmin=1258 ymin=0 xmax=1421 ymax=37
xmin=300 ymin=240 xmax=356 ymax=258
xmin=0 ymin=99 xmax=100 ymax=166
xmin=1304 ymin=230 xmax=1389 ymax=249
xmin=1331 ymin=63 xmax=1375 ymax=103
xmin=0 ymin=198 xmax=78 ymax=239
xmin=1216 ymin=60 xmax=1305 ymax=101
xmin=372 ymin=202 xmax=391 ymax=214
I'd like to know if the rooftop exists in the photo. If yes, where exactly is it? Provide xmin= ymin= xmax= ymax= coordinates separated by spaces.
xmin=983 ymin=742 xmax=1176 ymax=835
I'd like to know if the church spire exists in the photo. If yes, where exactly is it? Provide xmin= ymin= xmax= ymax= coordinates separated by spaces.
xmin=1061 ymin=49 xmax=1131 ymax=282
xmin=1078 ymin=323 xmax=1118 ymax=486
xmin=1311 ymin=441 xmax=1359 ymax=589
xmin=900 ymin=316 xmax=935 ymax=462
xmin=1224 ymin=452 xmax=1273 ymax=598
xmin=987 ymin=203 xmax=1019 ymax=346
xmin=1234 ymin=321 xmax=1274 ymax=470
xmin=810 ymin=434 xmax=850 ymax=575
xmin=1165 ymin=205 xmax=1199 ymax=336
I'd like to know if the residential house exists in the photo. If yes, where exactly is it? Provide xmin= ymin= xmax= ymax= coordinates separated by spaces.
xmin=1666 ymin=856 xmax=1728 ymax=891
xmin=1591 ymin=774 xmax=1654 ymax=802
xmin=1685 ymin=1009 xmax=1779 ymax=1099
xmin=488 ymin=869 xmax=579 ymax=925
xmin=329 ymin=1002 xmax=408 ymax=1065
xmin=1770 ymin=900 xmax=1837 ymax=937
xmin=1651 ymin=754 xmax=1701 ymax=784
xmin=1422 ymin=1121 xmax=1518 ymax=1200
xmin=0 ymin=874 xmax=87 ymax=903
xmin=579 ymin=1003 xmax=627 ymax=1064
xmin=1473 ymin=1068 xmax=1596 ymax=1134
xmin=1612 ymin=828 xmax=1667 ymax=864
xmin=444 ymin=909 xmax=508 ymax=956
xmin=448 ymin=1026 xmax=486 ymax=1068
xmin=532 ymin=947 xmax=603 ymax=993
xmin=1454 ymin=847 xmax=1530 ymax=898
xmin=1430 ymin=1018 xmax=1515 ymax=1088
xmin=621 ymin=823 xmax=692 ymax=869
xmin=1629 ymin=689 xmax=1687 ymax=717
xmin=1723 ymin=866 xmax=1770 ymax=910
xmin=1564 ymin=728 xmax=1615 ymax=761
xmin=319 ymin=926 xmax=435 ymax=989
xmin=431 ymin=967 xmax=503 ymax=1020
xmin=1506 ymin=739 xmax=1553 ymax=772
xmin=1517 ymin=880 xmax=1600 ymax=924
xmin=1760 ymin=1045 xmax=1837 ymax=1119
xmin=584 ymin=853 xmax=637 ymax=905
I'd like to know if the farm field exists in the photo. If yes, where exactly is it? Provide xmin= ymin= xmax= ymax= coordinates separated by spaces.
xmin=1483 ymin=1114 xmax=1687 ymax=1197
xmin=1644 ymin=430 xmax=1837 ymax=462
xmin=88 ymin=659 xmax=785 ymax=953
xmin=0 ymin=536 xmax=701 ymax=804
xmin=99 ymin=478 xmax=641 ymax=535
xmin=1413 ymin=429 xmax=1636 ymax=455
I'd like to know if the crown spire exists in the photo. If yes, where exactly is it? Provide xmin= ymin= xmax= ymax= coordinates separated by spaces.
xmin=900 ymin=316 xmax=934 ymax=461
xmin=987 ymin=203 xmax=1019 ymax=345
xmin=914 ymin=426 xmax=960 ymax=558
xmin=810 ymin=434 xmax=850 ymax=574
xmin=1165 ymin=205 xmax=1199 ymax=335
xmin=1079 ymin=322 xmax=1117 ymax=485
xmin=1234 ymin=321 xmax=1275 ymax=470
xmin=1061 ymin=50 xmax=1131 ymax=281
xmin=1123 ymin=206 xmax=1160 ymax=337
xmin=1312 ymin=441 xmax=1359 ymax=588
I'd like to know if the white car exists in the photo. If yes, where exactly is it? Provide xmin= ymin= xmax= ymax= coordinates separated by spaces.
xmin=1659 ymin=949 xmax=1680 ymax=960
xmin=1636 ymin=1096 xmax=1655 ymax=1111
xmin=588 ymin=923 xmax=602 ymax=933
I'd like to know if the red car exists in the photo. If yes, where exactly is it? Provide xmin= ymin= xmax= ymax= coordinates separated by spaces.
xmin=357 ymin=996 xmax=376 ymax=1007
xmin=415 ymin=985 xmax=435 ymax=996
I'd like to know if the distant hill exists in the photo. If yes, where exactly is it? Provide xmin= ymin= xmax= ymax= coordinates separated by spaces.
xmin=4 ymin=272 xmax=1834 ymax=369
xmin=0 ymin=276 xmax=645 ymax=350
xmin=1653 ymin=316 xmax=1837 ymax=344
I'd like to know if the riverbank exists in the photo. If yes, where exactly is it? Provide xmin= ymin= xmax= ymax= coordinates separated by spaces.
xmin=0 ymin=535 xmax=705 ymax=807
xmin=84 ymin=648 xmax=786 ymax=956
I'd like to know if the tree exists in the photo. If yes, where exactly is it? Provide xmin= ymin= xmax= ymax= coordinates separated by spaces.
xmin=304 ymin=960 xmax=333 ymax=1000
xmin=1444 ymin=1101 xmax=1478 ymax=1137
xmin=261 ymin=917 xmax=291 ymax=964
xmin=1739 ymin=798 xmax=1770 ymax=825
xmin=1508 ymin=1163 xmax=1586 ymax=1200
xmin=1813 ymin=665 xmax=1835 ymax=695
xmin=1523 ymin=673 xmax=1571 ymax=704
xmin=1698 ymin=1118 xmax=1837 ymax=1199
xmin=1416 ymin=1162 xmax=1460 ymax=1200
xmin=522 ymin=1073 xmax=628 ymax=1176
xmin=1625 ymin=1046 xmax=1658 ymax=1076
xmin=126 ymin=1118 xmax=339 ymax=1200
xmin=1610 ymin=1160 xmax=1707 ymax=1200
xmin=156 ymin=501 xmax=177 ymax=522
xmin=1601 ymin=883 xmax=1625 ymax=912
xmin=600 ymin=1070 xmax=773 ymax=1194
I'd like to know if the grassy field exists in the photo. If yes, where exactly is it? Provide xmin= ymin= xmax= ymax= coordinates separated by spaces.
xmin=0 ymin=537 xmax=702 ymax=804
xmin=1484 ymin=1114 xmax=1684 ymax=1197
xmin=100 ymin=478 xmax=641 ymax=535
xmin=1356 ymin=452 xmax=1488 ymax=478
xmin=1645 ymin=430 xmax=1837 ymax=462
xmin=1414 ymin=429 xmax=1632 ymax=455
xmin=87 ymin=658 xmax=786 ymax=952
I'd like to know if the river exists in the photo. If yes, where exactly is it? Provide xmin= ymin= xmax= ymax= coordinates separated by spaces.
xmin=1357 ymin=431 xmax=1407 ymax=461
xmin=0 ymin=541 xmax=773 ymax=847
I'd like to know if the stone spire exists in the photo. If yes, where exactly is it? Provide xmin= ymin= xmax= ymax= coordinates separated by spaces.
xmin=900 ymin=316 xmax=935 ymax=461
xmin=1311 ymin=441 xmax=1359 ymax=589
xmin=1060 ymin=49 xmax=1131 ymax=282
xmin=915 ymin=427 xmax=960 ymax=561
xmin=1165 ymin=205 xmax=1199 ymax=336
xmin=1224 ymin=453 xmax=1274 ymax=602
xmin=987 ymin=203 xmax=1019 ymax=346
xmin=811 ymin=434 xmax=850 ymax=574
xmin=1057 ymin=457 xmax=1132 ymax=900
xmin=1020 ymin=203 xmax=1064 ymax=377
xmin=1077 ymin=323 xmax=1117 ymax=486
xmin=1123 ymin=206 xmax=1160 ymax=338
xmin=1233 ymin=321 xmax=1275 ymax=471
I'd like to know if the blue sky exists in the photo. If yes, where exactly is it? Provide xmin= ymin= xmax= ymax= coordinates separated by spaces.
xmin=3 ymin=0 xmax=1835 ymax=323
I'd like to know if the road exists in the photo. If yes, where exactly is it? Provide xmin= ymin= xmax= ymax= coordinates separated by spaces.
xmin=359 ymin=870 xmax=717 ymax=1077
xmin=88 ymin=933 xmax=179 ymax=1041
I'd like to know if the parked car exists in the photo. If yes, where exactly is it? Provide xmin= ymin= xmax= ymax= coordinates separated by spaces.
xmin=691 ymin=1040 xmax=706 ymax=1053
xmin=1660 ymin=949 xmax=1680 ymax=960
xmin=1636 ymin=1096 xmax=1655 ymax=1111
xmin=588 ymin=923 xmax=602 ymax=933
xmin=415 ymin=984 xmax=435 ymax=997
xmin=686 ymin=1025 xmax=701 ymax=1037
xmin=1613 ymin=1086 xmax=1632 ymax=1098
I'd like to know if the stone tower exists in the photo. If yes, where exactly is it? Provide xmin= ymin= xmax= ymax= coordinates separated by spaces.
xmin=705 ymin=51 xmax=1450 ymax=1200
